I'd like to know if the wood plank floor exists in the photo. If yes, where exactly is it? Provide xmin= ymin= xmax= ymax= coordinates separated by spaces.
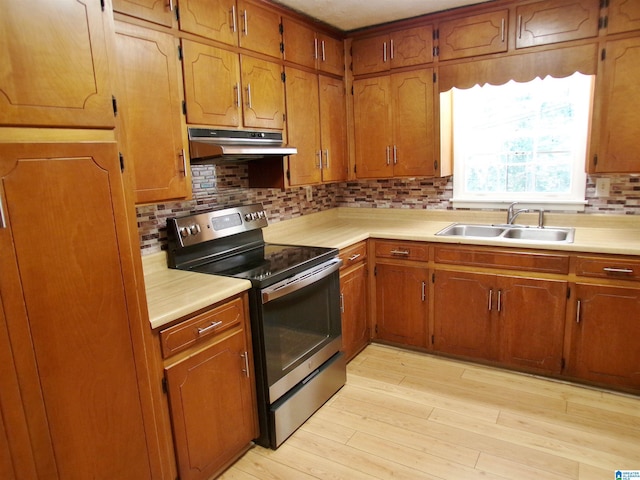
xmin=220 ymin=344 xmax=640 ymax=479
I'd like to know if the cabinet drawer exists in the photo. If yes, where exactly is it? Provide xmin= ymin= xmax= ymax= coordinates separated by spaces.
xmin=339 ymin=241 xmax=367 ymax=269
xmin=160 ymin=297 xmax=244 ymax=358
xmin=434 ymin=246 xmax=569 ymax=274
xmin=375 ymin=240 xmax=429 ymax=261
xmin=575 ymin=256 xmax=640 ymax=281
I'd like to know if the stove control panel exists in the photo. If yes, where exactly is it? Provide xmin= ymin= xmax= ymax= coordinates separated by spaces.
xmin=168 ymin=204 xmax=269 ymax=248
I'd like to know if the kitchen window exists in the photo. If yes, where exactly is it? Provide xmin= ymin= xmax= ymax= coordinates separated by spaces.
xmin=442 ymin=72 xmax=594 ymax=211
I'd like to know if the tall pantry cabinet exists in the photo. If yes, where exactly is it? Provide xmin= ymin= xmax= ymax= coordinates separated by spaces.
xmin=0 ymin=0 xmax=175 ymax=479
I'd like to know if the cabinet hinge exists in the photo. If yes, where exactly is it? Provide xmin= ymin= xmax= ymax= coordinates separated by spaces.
xmin=175 ymin=6 xmax=180 ymax=21
xmin=279 ymin=23 xmax=284 ymax=34
xmin=111 ymin=95 xmax=118 ymax=116
xmin=593 ymin=154 xmax=598 ymax=166
xmin=281 ymin=72 xmax=286 ymax=83
xmin=567 ymin=286 xmax=571 ymax=299
xmin=286 ymin=169 xmax=290 ymax=180
xmin=351 ymin=85 xmax=354 ymax=95
xmin=434 ymin=160 xmax=438 ymax=171
xmin=433 ymin=71 xmax=437 ymax=83
xmin=182 ymin=100 xmax=187 ymax=116
xmin=600 ymin=0 xmax=609 ymax=8
xmin=601 ymin=48 xmax=607 ymax=61
xmin=177 ymin=44 xmax=183 ymax=61
xmin=280 ymin=42 xmax=285 ymax=54
xmin=161 ymin=377 xmax=168 ymax=394
xmin=433 ymin=46 xmax=439 ymax=57
xmin=561 ymin=358 xmax=566 ymax=371
xmin=431 ymin=334 xmax=435 ymax=344
xmin=99 ymin=0 xmax=105 ymax=11
xmin=432 ymin=272 xmax=435 ymax=283
xmin=599 ymin=16 xmax=609 ymax=29
xmin=375 ymin=324 xmax=378 ymax=334
xmin=374 ymin=266 xmax=377 ymax=276
xmin=119 ymin=152 xmax=125 ymax=172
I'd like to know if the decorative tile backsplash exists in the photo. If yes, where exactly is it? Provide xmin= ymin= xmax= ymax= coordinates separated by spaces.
xmin=137 ymin=164 xmax=639 ymax=255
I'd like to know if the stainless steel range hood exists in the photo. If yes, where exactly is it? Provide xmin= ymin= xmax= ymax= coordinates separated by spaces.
xmin=188 ymin=128 xmax=297 ymax=163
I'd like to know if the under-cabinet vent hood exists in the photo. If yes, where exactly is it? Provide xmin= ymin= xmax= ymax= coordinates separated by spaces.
xmin=188 ymin=128 xmax=297 ymax=163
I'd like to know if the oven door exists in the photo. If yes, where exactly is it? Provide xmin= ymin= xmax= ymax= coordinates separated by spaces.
xmin=259 ymin=257 xmax=343 ymax=402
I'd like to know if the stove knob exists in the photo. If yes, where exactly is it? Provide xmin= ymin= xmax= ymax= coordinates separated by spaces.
xmin=189 ymin=224 xmax=201 ymax=235
xmin=244 ymin=213 xmax=252 ymax=221
xmin=257 ymin=211 xmax=265 ymax=219
xmin=180 ymin=227 xmax=189 ymax=237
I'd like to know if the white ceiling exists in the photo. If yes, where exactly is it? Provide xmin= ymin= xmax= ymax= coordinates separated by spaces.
xmin=272 ymin=0 xmax=494 ymax=31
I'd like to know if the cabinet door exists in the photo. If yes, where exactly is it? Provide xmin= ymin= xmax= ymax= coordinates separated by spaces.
xmin=607 ymin=0 xmax=640 ymax=34
xmin=238 ymin=0 xmax=282 ymax=58
xmin=515 ymin=0 xmax=600 ymax=49
xmin=113 ymin=0 xmax=175 ymax=27
xmin=285 ymin=67 xmax=321 ymax=186
xmin=376 ymin=264 xmax=428 ymax=348
xmin=0 ymin=142 xmax=153 ymax=479
xmin=317 ymin=33 xmax=345 ymax=76
xmin=498 ymin=276 xmax=567 ymax=374
xmin=241 ymin=55 xmax=285 ymax=130
xmin=353 ymin=76 xmax=393 ymax=178
xmin=352 ymin=34 xmax=390 ymax=75
xmin=391 ymin=25 xmax=434 ymax=68
xmin=165 ymin=329 xmax=258 ymax=480
xmin=319 ymin=76 xmax=348 ymax=183
xmin=0 ymin=0 xmax=114 ymax=128
xmin=282 ymin=17 xmax=317 ymax=69
xmin=592 ymin=37 xmax=640 ymax=173
xmin=439 ymin=9 xmax=509 ymax=61
xmin=569 ymin=284 xmax=640 ymax=389
xmin=433 ymin=270 xmax=498 ymax=360
xmin=114 ymin=22 xmax=191 ymax=204
xmin=341 ymin=263 xmax=369 ymax=361
xmin=178 ymin=0 xmax=238 ymax=46
xmin=182 ymin=40 xmax=241 ymax=127
xmin=391 ymin=69 xmax=435 ymax=177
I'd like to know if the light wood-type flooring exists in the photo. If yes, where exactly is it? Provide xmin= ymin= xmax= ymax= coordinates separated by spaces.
xmin=220 ymin=343 xmax=640 ymax=479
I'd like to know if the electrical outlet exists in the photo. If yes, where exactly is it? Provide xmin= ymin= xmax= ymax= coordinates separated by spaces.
xmin=595 ymin=177 xmax=610 ymax=197
xmin=305 ymin=186 xmax=313 ymax=201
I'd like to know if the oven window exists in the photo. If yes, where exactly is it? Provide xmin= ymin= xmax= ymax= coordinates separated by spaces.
xmin=261 ymin=271 xmax=341 ymax=388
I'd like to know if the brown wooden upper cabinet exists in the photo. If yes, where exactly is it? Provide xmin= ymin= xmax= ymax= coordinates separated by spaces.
xmin=607 ymin=0 xmax=640 ymax=34
xmin=237 ymin=0 xmax=283 ymax=58
xmin=438 ymin=9 xmax=509 ymax=60
xmin=112 ymin=0 xmax=175 ymax=27
xmin=282 ymin=17 xmax=344 ymax=76
xmin=1 ymin=0 xmax=114 ymax=128
xmin=515 ymin=0 xmax=600 ymax=49
xmin=352 ymin=25 xmax=434 ymax=75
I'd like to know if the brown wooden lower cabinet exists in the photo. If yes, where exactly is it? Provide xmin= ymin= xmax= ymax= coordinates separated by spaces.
xmin=567 ymin=283 xmax=640 ymax=390
xmin=162 ymin=296 xmax=258 ymax=480
xmin=340 ymin=262 xmax=369 ymax=361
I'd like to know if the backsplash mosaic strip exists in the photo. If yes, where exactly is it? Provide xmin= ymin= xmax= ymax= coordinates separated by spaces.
xmin=136 ymin=164 xmax=639 ymax=255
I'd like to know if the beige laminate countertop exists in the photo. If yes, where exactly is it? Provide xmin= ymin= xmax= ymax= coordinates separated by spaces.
xmin=143 ymin=207 xmax=640 ymax=329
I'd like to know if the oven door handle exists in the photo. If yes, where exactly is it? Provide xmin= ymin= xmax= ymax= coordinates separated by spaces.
xmin=261 ymin=258 xmax=342 ymax=304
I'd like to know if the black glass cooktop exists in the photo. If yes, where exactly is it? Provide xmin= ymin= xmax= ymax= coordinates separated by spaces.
xmin=189 ymin=243 xmax=337 ymax=286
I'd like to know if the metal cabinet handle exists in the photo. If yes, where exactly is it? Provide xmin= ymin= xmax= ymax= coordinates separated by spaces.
xmin=323 ymin=149 xmax=329 ymax=169
xmin=386 ymin=146 xmax=391 ymax=165
xmin=234 ymin=83 xmax=240 ymax=107
xmin=393 ymin=145 xmax=397 ymax=165
xmin=241 ymin=9 xmax=248 ymax=35
xmin=167 ymin=0 xmax=173 ymax=11
xmin=246 ymin=84 xmax=252 ymax=108
xmin=497 ymin=290 xmax=502 ymax=312
xmin=501 ymin=18 xmax=505 ymax=42
xmin=314 ymin=37 xmax=319 ymax=60
xmin=390 ymin=249 xmax=409 ymax=256
xmin=383 ymin=41 xmax=387 ymax=62
xmin=197 ymin=320 xmax=223 ymax=335
xmin=179 ymin=149 xmax=187 ymax=175
xmin=241 ymin=352 xmax=250 ymax=377
xmin=321 ymin=40 xmax=326 ymax=61
xmin=517 ymin=15 xmax=522 ymax=39
xmin=390 ymin=39 xmax=394 ymax=60
xmin=0 ymin=195 xmax=6 ymax=229
xmin=348 ymin=253 xmax=361 ymax=261
xmin=340 ymin=293 xmax=345 ymax=313
xmin=231 ymin=5 xmax=237 ymax=32
xmin=316 ymin=151 xmax=323 ymax=169
xmin=603 ymin=267 xmax=634 ymax=274
xmin=488 ymin=289 xmax=493 ymax=311
xmin=576 ymin=300 xmax=581 ymax=324
xmin=421 ymin=281 xmax=426 ymax=302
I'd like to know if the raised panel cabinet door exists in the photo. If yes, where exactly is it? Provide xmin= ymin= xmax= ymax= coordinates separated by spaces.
xmin=498 ymin=276 xmax=567 ymax=374
xmin=114 ymin=21 xmax=191 ymax=203
xmin=593 ymin=37 xmax=640 ymax=173
xmin=569 ymin=284 xmax=640 ymax=389
xmin=0 ymin=142 xmax=153 ymax=480
xmin=317 ymin=33 xmax=345 ymax=76
xmin=182 ymin=40 xmax=241 ymax=127
xmin=165 ymin=329 xmax=258 ymax=480
xmin=438 ymin=9 xmax=509 ymax=61
xmin=113 ymin=0 xmax=175 ymax=27
xmin=282 ymin=17 xmax=317 ymax=69
xmin=178 ymin=0 xmax=239 ymax=46
xmin=607 ymin=0 xmax=640 ymax=34
xmin=352 ymin=34 xmax=390 ymax=75
xmin=376 ymin=264 xmax=428 ymax=348
xmin=515 ymin=0 xmax=600 ymax=49
xmin=237 ymin=0 xmax=283 ymax=58
xmin=285 ymin=68 xmax=321 ymax=186
xmin=353 ymin=76 xmax=393 ymax=179
xmin=340 ymin=263 xmax=369 ymax=361
xmin=0 ymin=0 xmax=114 ymax=127
xmin=319 ymin=76 xmax=348 ymax=183
xmin=391 ymin=69 xmax=435 ymax=177
xmin=241 ymin=55 xmax=285 ymax=130
xmin=391 ymin=25 xmax=434 ymax=68
xmin=433 ymin=270 xmax=498 ymax=361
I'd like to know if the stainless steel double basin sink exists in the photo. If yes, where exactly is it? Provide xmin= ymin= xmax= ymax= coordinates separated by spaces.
xmin=435 ymin=223 xmax=575 ymax=243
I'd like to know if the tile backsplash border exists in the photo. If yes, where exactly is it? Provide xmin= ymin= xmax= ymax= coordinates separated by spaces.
xmin=137 ymin=164 xmax=639 ymax=255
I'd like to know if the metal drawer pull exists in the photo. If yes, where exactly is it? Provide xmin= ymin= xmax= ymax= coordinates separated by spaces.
xmin=603 ymin=267 xmax=634 ymax=274
xmin=421 ymin=281 xmax=426 ymax=302
xmin=241 ymin=352 xmax=250 ymax=377
xmin=488 ymin=289 xmax=493 ymax=311
xmin=390 ymin=249 xmax=409 ymax=256
xmin=197 ymin=320 xmax=223 ymax=335
xmin=576 ymin=300 xmax=581 ymax=324
xmin=348 ymin=253 xmax=361 ymax=261
xmin=497 ymin=290 xmax=502 ymax=312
